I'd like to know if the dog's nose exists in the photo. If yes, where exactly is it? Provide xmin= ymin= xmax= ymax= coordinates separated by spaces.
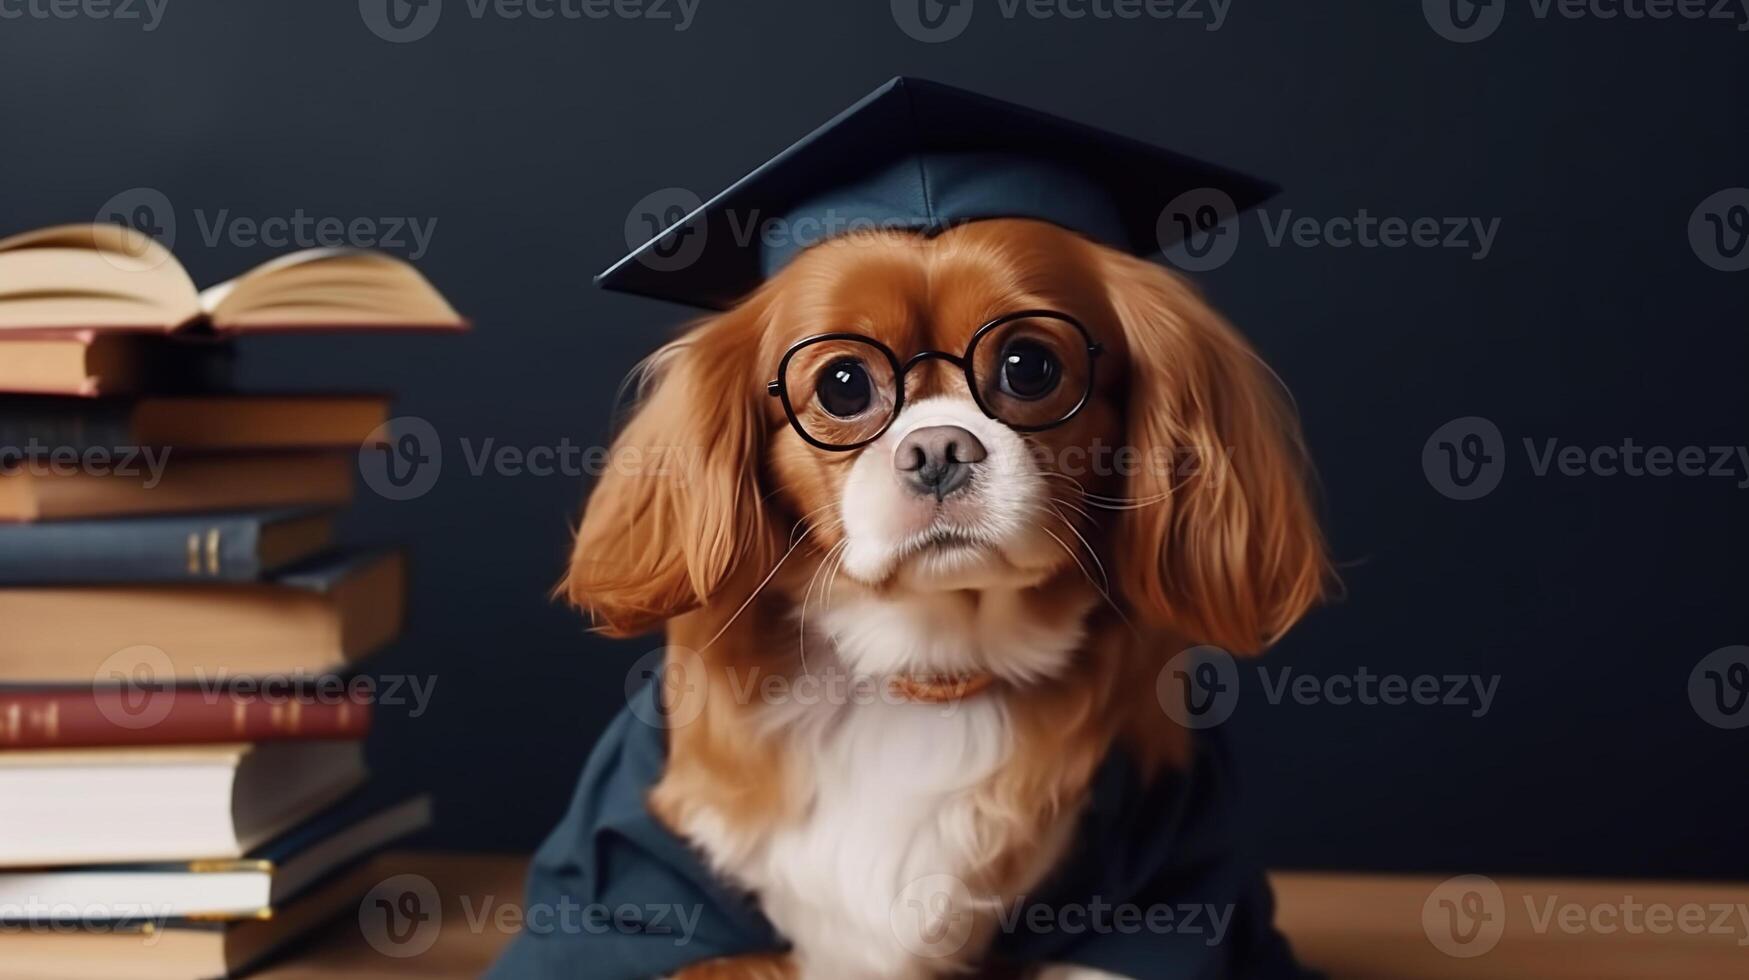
xmin=894 ymin=425 xmax=987 ymax=500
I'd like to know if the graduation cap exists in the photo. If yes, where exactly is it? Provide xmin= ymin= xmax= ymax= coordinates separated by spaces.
xmin=598 ymin=76 xmax=1277 ymax=311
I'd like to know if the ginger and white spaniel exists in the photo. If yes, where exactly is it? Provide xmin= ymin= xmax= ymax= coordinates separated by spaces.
xmin=561 ymin=218 xmax=1328 ymax=980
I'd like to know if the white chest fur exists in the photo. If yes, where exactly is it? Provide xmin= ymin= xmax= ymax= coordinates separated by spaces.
xmin=763 ymin=696 xmax=1031 ymax=978
xmin=676 ymin=590 xmax=1096 ymax=979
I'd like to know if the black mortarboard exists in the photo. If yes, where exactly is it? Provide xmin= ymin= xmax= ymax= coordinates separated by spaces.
xmin=597 ymin=76 xmax=1278 ymax=311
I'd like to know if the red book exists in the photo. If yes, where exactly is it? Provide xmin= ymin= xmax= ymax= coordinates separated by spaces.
xmin=0 ymin=689 xmax=371 ymax=749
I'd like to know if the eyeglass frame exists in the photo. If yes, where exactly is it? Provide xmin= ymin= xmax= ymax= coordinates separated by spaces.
xmin=765 ymin=309 xmax=1105 ymax=452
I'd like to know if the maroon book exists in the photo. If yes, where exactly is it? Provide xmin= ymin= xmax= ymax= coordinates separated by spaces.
xmin=0 ymin=688 xmax=371 ymax=749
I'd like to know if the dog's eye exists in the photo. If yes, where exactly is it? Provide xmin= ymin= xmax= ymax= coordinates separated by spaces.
xmin=998 ymin=340 xmax=1061 ymax=401
xmin=815 ymin=357 xmax=874 ymax=418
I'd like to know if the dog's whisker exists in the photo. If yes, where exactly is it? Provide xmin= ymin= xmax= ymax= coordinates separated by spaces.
xmin=797 ymin=550 xmax=829 ymax=675
xmin=762 ymin=479 xmax=820 ymax=505
xmin=700 ymin=522 xmax=817 ymax=653
xmin=1036 ymin=470 xmax=1095 ymax=493
xmin=1040 ymin=482 xmax=1177 ymax=510
xmin=1037 ymin=521 xmax=1134 ymax=634
xmin=1081 ymin=496 xmax=1175 ymax=511
xmin=1045 ymin=503 xmax=1110 ymax=592
xmin=799 ymin=540 xmax=844 ymax=649
xmin=1036 ymin=470 xmax=1176 ymax=509
xmin=823 ymin=536 xmax=851 ymax=612
xmin=786 ymin=502 xmax=840 ymax=547
xmin=1047 ymin=494 xmax=1094 ymax=522
xmin=796 ymin=537 xmax=849 ymax=676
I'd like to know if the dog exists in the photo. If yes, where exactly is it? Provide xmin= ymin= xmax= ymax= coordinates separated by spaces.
xmin=559 ymin=217 xmax=1328 ymax=980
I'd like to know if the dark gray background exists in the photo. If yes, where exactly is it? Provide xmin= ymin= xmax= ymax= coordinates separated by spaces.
xmin=2 ymin=0 xmax=1745 ymax=878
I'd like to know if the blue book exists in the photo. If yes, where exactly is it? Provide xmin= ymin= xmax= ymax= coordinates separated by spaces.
xmin=0 ymin=508 xmax=336 ymax=585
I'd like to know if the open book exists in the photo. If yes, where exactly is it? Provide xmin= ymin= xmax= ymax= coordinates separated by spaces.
xmin=0 ymin=224 xmax=466 ymax=333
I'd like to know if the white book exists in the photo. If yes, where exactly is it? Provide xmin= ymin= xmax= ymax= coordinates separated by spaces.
xmin=0 ymin=856 xmax=397 ymax=980
xmin=0 ymin=795 xmax=430 ymax=921
xmin=0 ymin=741 xmax=365 ymax=868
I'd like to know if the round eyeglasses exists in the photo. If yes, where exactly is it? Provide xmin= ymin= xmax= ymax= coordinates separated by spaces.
xmin=766 ymin=310 xmax=1103 ymax=452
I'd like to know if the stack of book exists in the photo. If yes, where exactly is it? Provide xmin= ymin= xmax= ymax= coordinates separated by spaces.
xmin=0 ymin=224 xmax=465 ymax=979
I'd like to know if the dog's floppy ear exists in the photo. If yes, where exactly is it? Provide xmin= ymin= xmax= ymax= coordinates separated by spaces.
xmin=559 ymin=300 xmax=779 ymax=637
xmin=1100 ymin=250 xmax=1329 ymax=654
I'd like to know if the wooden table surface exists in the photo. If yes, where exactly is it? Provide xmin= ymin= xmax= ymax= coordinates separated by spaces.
xmin=258 ymin=853 xmax=1749 ymax=978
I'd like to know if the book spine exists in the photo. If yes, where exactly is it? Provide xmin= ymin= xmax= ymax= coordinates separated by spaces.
xmin=0 ymin=516 xmax=264 ymax=584
xmin=0 ymin=690 xmax=371 ymax=749
xmin=126 ymin=337 xmax=236 ymax=395
xmin=0 ymin=398 xmax=133 ymax=454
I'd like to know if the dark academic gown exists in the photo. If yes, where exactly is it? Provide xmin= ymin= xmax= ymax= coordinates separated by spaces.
xmin=488 ymin=677 xmax=1318 ymax=980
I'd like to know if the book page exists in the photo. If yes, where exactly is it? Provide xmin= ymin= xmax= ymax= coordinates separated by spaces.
xmin=0 ymin=225 xmax=201 ymax=332
xmin=201 ymin=249 xmax=464 ymax=331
